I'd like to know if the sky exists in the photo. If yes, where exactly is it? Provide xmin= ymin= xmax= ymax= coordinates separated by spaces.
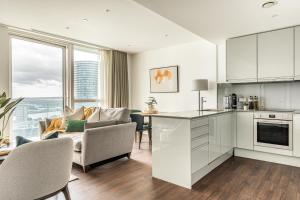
xmin=12 ymin=38 xmax=98 ymax=98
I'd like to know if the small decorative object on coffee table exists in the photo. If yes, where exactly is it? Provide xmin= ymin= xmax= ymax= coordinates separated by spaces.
xmin=145 ymin=97 xmax=158 ymax=114
xmin=0 ymin=92 xmax=23 ymax=149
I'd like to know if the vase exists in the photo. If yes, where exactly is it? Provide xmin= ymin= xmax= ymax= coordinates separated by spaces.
xmin=147 ymin=104 xmax=157 ymax=114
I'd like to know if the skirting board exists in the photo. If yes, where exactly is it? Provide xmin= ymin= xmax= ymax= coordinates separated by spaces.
xmin=192 ymin=150 xmax=233 ymax=186
xmin=235 ymin=148 xmax=300 ymax=167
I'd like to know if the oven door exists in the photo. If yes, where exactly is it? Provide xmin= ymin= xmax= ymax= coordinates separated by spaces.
xmin=254 ymin=119 xmax=292 ymax=150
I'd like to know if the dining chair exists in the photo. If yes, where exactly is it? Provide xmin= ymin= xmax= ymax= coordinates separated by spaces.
xmin=130 ymin=113 xmax=151 ymax=149
xmin=0 ymin=137 xmax=73 ymax=200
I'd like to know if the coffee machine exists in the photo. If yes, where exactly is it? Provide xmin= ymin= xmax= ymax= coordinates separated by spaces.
xmin=223 ymin=93 xmax=237 ymax=109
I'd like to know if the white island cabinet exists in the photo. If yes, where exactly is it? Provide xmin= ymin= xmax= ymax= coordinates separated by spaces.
xmin=152 ymin=111 xmax=234 ymax=189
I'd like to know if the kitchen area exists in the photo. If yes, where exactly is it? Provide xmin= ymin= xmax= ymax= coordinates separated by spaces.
xmin=150 ymin=25 xmax=300 ymax=189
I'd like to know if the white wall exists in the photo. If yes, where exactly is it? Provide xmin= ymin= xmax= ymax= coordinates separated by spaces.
xmin=0 ymin=25 xmax=9 ymax=95
xmin=130 ymin=40 xmax=217 ymax=112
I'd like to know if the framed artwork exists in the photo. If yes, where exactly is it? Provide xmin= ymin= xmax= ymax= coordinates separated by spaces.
xmin=149 ymin=66 xmax=179 ymax=93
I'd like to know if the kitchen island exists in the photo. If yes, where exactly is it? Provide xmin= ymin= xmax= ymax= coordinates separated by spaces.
xmin=151 ymin=110 xmax=236 ymax=189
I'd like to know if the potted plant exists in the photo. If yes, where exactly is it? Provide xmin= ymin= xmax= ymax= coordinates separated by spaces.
xmin=0 ymin=92 xmax=23 ymax=147
xmin=145 ymin=97 xmax=158 ymax=114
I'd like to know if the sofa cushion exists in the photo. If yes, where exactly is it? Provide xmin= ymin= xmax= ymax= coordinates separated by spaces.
xmin=83 ymin=107 xmax=96 ymax=120
xmin=85 ymin=120 xmax=117 ymax=129
xmin=100 ymin=108 xmax=130 ymax=122
xmin=59 ymin=132 xmax=83 ymax=152
xmin=66 ymin=120 xmax=86 ymax=132
xmin=61 ymin=106 xmax=85 ymax=129
xmin=87 ymin=108 xmax=100 ymax=123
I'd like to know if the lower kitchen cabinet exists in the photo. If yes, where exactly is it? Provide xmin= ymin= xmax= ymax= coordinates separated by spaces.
xmin=293 ymin=114 xmax=300 ymax=157
xmin=209 ymin=116 xmax=221 ymax=162
xmin=236 ymin=112 xmax=254 ymax=150
xmin=209 ymin=112 xmax=234 ymax=162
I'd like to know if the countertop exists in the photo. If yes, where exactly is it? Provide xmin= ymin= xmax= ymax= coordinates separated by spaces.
xmin=152 ymin=109 xmax=300 ymax=119
xmin=152 ymin=110 xmax=233 ymax=119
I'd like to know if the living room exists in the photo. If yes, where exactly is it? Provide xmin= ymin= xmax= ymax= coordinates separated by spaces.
xmin=1 ymin=0 xmax=300 ymax=200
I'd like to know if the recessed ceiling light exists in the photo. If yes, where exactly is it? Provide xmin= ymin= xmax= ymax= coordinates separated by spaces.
xmin=65 ymin=26 xmax=70 ymax=30
xmin=164 ymin=34 xmax=169 ymax=37
xmin=82 ymin=18 xmax=88 ymax=22
xmin=272 ymin=14 xmax=279 ymax=18
xmin=105 ymin=9 xmax=111 ymax=12
xmin=262 ymin=1 xmax=278 ymax=8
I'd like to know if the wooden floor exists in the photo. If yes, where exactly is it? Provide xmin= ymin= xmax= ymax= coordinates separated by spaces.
xmin=53 ymin=136 xmax=300 ymax=200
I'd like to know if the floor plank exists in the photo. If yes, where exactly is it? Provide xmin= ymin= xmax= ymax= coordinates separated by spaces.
xmin=50 ymin=136 xmax=300 ymax=200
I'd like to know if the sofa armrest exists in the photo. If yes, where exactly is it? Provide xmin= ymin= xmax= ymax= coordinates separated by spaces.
xmin=81 ymin=122 xmax=137 ymax=166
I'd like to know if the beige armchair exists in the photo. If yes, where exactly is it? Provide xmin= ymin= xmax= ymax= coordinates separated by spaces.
xmin=0 ymin=138 xmax=73 ymax=200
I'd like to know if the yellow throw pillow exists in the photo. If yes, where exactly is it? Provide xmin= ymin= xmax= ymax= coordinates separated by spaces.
xmin=46 ymin=118 xmax=63 ymax=133
xmin=84 ymin=107 xmax=96 ymax=120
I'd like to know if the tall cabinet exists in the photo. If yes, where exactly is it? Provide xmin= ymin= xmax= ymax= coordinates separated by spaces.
xmin=236 ymin=112 xmax=254 ymax=150
xmin=257 ymin=28 xmax=294 ymax=81
xmin=295 ymin=26 xmax=300 ymax=80
xmin=226 ymin=35 xmax=257 ymax=83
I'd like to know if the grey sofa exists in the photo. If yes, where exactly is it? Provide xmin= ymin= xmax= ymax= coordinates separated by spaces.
xmin=39 ymin=108 xmax=137 ymax=172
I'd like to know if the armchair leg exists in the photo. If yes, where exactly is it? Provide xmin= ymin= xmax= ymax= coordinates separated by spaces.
xmin=139 ymin=131 xmax=143 ymax=149
xmin=62 ymin=185 xmax=71 ymax=200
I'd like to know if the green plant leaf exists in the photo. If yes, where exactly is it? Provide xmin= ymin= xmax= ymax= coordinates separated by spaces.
xmin=0 ymin=97 xmax=23 ymax=120
xmin=0 ymin=98 xmax=11 ymax=108
xmin=3 ymin=98 xmax=23 ymax=113
xmin=0 ymin=92 xmax=6 ymax=98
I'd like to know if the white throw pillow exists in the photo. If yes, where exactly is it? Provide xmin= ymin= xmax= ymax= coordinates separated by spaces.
xmin=87 ymin=108 xmax=100 ymax=123
xmin=61 ymin=106 xmax=85 ymax=129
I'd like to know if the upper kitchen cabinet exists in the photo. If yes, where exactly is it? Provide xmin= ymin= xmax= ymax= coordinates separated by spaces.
xmin=257 ymin=28 xmax=294 ymax=81
xmin=295 ymin=26 xmax=300 ymax=80
xmin=226 ymin=35 xmax=257 ymax=83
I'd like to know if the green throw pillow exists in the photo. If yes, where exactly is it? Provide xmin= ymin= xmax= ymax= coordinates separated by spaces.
xmin=66 ymin=120 xmax=86 ymax=132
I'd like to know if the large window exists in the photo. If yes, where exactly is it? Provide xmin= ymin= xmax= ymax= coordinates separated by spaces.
xmin=11 ymin=37 xmax=64 ymax=138
xmin=73 ymin=47 xmax=100 ymax=108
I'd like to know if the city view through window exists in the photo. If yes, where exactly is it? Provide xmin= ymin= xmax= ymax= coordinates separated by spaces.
xmin=74 ymin=48 xmax=100 ymax=109
xmin=11 ymin=38 xmax=64 ymax=138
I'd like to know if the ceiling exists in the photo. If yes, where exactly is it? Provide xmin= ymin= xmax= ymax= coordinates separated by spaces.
xmin=0 ymin=0 xmax=201 ymax=53
xmin=134 ymin=0 xmax=300 ymax=44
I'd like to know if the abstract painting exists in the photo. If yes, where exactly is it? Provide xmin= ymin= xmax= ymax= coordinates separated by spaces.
xmin=149 ymin=66 xmax=179 ymax=93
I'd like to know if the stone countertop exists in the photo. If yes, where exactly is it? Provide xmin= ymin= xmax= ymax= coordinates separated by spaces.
xmin=151 ymin=109 xmax=300 ymax=119
xmin=151 ymin=110 xmax=233 ymax=119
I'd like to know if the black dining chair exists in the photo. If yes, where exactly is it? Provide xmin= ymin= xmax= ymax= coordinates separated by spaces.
xmin=130 ymin=112 xmax=151 ymax=149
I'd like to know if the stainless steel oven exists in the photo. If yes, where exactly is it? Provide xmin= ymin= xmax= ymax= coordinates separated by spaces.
xmin=254 ymin=112 xmax=293 ymax=150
